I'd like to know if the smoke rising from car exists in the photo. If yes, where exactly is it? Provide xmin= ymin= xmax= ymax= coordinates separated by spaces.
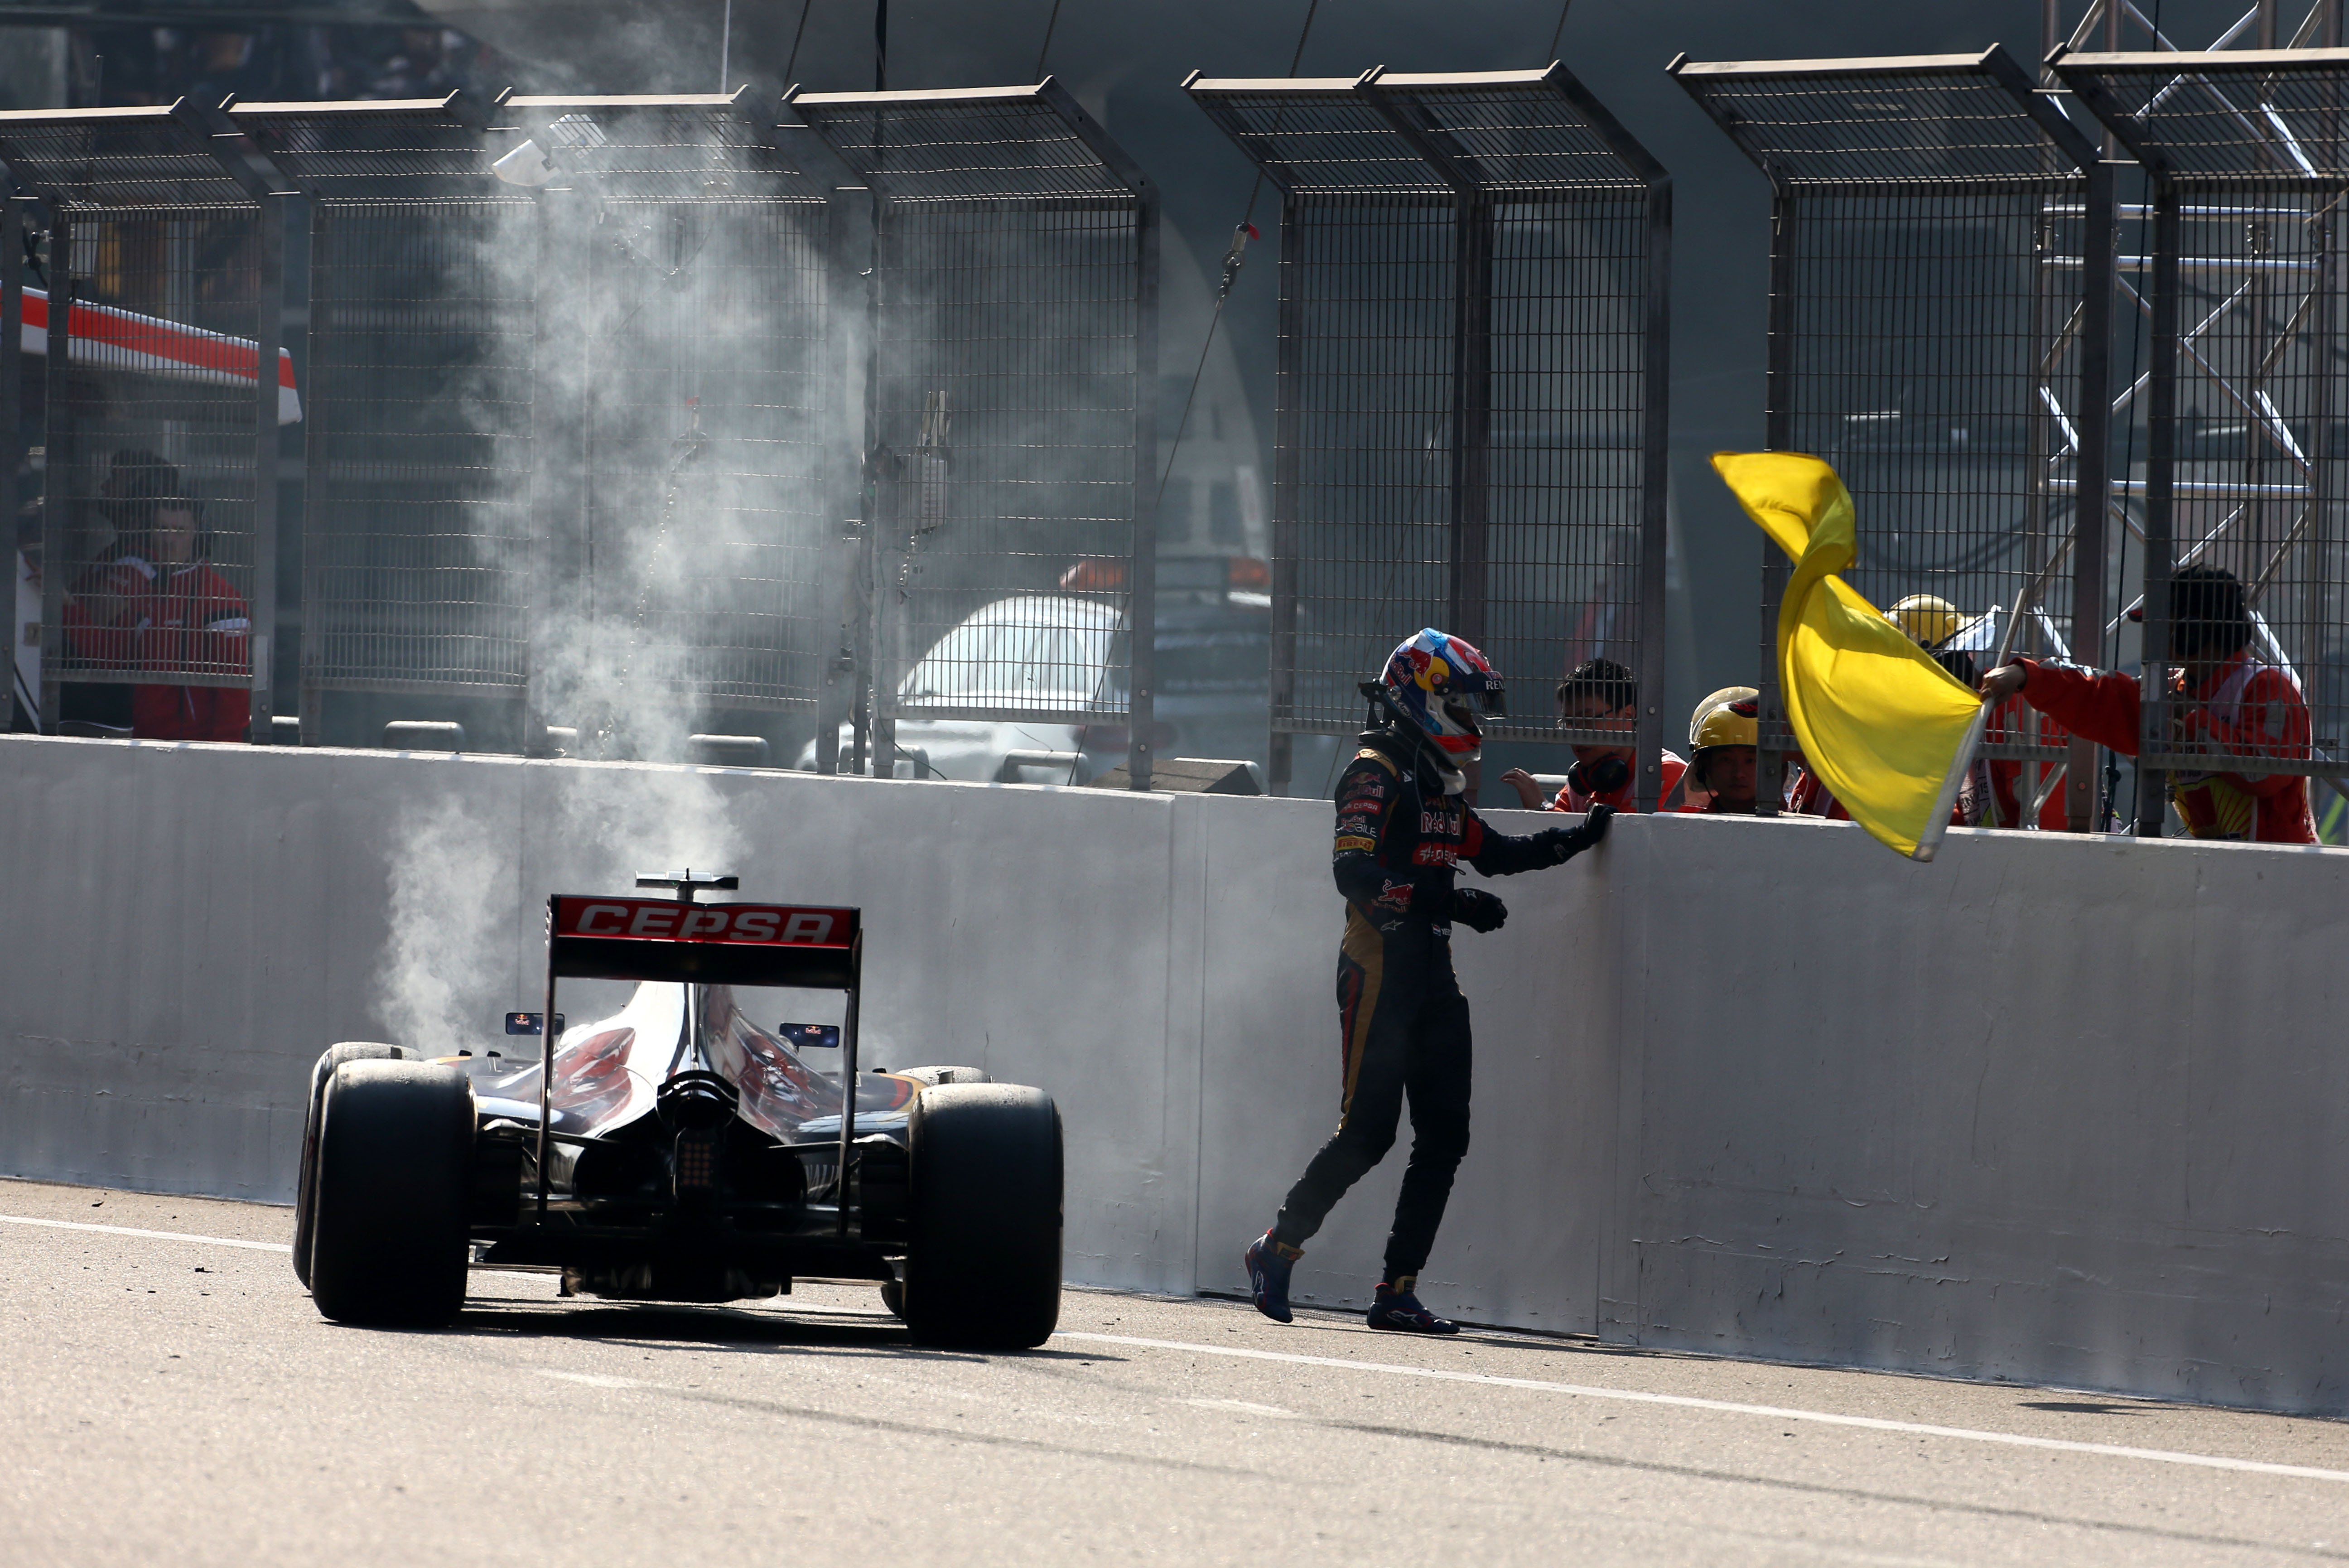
xmin=374 ymin=762 xmax=748 ymax=1053
xmin=367 ymin=66 xmax=1148 ymax=1047
xmin=371 ymin=81 xmax=835 ymax=1051
xmin=378 ymin=793 xmax=512 ymax=1057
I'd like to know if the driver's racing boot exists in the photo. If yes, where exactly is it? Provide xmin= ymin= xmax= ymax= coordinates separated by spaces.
xmin=1244 ymin=1230 xmax=1302 ymax=1324
xmin=1367 ymin=1277 xmax=1458 ymax=1335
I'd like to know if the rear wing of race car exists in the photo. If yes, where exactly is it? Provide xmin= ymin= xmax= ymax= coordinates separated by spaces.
xmin=534 ymin=881 xmax=865 ymax=1225
xmin=546 ymin=895 xmax=860 ymax=988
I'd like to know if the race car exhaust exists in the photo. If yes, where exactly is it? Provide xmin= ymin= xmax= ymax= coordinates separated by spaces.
xmin=656 ymin=1070 xmax=737 ymax=1129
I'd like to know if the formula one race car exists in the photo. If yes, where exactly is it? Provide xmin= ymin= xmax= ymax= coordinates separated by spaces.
xmin=289 ymin=872 xmax=1062 ymax=1348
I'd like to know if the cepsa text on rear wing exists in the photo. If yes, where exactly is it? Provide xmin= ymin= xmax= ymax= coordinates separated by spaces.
xmin=546 ymin=895 xmax=860 ymax=988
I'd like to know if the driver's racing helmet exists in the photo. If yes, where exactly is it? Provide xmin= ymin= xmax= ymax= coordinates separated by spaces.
xmin=1379 ymin=628 xmax=1505 ymax=794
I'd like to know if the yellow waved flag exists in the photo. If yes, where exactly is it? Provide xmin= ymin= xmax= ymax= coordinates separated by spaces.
xmin=1712 ymin=452 xmax=1986 ymax=861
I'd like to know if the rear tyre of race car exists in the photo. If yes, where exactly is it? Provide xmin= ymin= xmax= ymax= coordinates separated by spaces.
xmin=902 ymin=1083 xmax=1061 ymax=1351
xmin=308 ymin=1060 xmax=474 ymax=1327
xmin=293 ymin=1042 xmax=416 ymax=1288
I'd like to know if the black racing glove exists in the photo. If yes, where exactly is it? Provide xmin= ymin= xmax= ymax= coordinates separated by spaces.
xmin=1449 ymin=887 xmax=1508 ymax=933
xmin=1536 ymin=801 xmax=1615 ymax=864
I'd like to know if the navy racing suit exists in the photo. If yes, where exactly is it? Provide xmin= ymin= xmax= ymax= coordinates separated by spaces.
xmin=1270 ymin=729 xmax=1603 ymax=1285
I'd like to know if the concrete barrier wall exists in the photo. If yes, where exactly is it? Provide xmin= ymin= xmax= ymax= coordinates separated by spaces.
xmin=3 ymin=735 xmax=2345 ymax=1414
xmin=1605 ymin=813 xmax=2349 ymax=1414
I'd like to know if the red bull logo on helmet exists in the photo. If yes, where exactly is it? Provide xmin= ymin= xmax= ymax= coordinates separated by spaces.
xmin=1384 ymin=629 xmax=1493 ymax=698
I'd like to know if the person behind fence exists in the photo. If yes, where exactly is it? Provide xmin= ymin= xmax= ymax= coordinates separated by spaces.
xmin=1683 ymin=686 xmax=1764 ymax=813
xmin=1893 ymin=594 xmax=2072 ymax=831
xmin=62 ymin=479 xmax=252 ymax=743
xmin=1498 ymin=656 xmax=1689 ymax=813
xmin=1786 ymin=597 xmax=2015 ymax=828
xmin=1977 ymin=564 xmax=2313 ymax=843
xmin=1243 ymin=629 xmax=1613 ymax=1335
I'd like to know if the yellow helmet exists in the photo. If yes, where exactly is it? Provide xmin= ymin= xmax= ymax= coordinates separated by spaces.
xmin=1889 ymin=593 xmax=1970 ymax=651
xmin=1689 ymin=685 xmax=1759 ymax=752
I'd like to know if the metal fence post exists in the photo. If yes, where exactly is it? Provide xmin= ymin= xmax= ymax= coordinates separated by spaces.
xmin=2312 ymin=86 xmax=2341 ymax=820
xmin=1449 ymin=195 xmax=1493 ymax=658
xmin=862 ymin=193 xmax=894 ymax=780
xmin=184 ymin=99 xmax=299 ymax=745
xmin=37 ymin=210 xmax=67 ymax=737
xmin=1635 ymin=178 xmax=1673 ymax=813
xmin=2136 ymin=182 xmax=2180 ymax=837
xmin=1756 ymin=190 xmax=1797 ymax=817
xmin=246 ymin=194 xmax=285 ymax=743
xmin=816 ymin=187 xmax=865 ymax=776
xmin=1129 ymin=175 xmax=1161 ymax=793
xmin=275 ymin=193 xmax=310 ymax=741
xmin=0 ymin=190 xmax=19 ymax=730
xmin=1269 ymin=189 xmax=1303 ymax=796
xmin=2067 ymin=157 xmax=2115 ymax=830
xmin=296 ymin=199 xmax=329 ymax=747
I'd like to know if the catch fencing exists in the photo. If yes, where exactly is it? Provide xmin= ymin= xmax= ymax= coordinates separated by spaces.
xmin=1673 ymin=45 xmax=2115 ymax=829
xmin=786 ymin=82 xmax=1159 ymax=786
xmin=224 ymin=96 xmax=535 ymax=733
xmin=1187 ymin=64 xmax=1672 ymax=805
xmin=248 ymin=90 xmax=841 ymax=751
xmin=0 ymin=101 xmax=297 ymax=743
xmin=494 ymin=93 xmax=843 ymax=752
xmin=2 ymin=85 xmax=1160 ymax=781
xmin=2058 ymin=47 xmax=2349 ymax=832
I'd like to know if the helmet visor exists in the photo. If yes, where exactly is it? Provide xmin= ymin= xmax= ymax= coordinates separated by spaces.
xmin=1448 ymin=684 xmax=1505 ymax=718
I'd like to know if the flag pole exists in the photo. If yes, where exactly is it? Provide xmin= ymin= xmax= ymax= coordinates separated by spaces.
xmin=1913 ymin=571 xmax=2032 ymax=863
xmin=1910 ymin=704 xmax=1989 ymax=864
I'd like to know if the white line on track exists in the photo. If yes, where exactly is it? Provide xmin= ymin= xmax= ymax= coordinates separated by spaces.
xmin=1184 ymin=1397 xmax=1297 ymax=1419
xmin=18 ymin=1212 xmax=2342 ymax=1487
xmin=0 ymin=1212 xmax=556 ymax=1288
xmin=540 ymin=1370 xmax=642 ymax=1389
xmin=1054 ymin=1332 xmax=2349 ymax=1486
xmin=0 ymin=1212 xmax=291 ymax=1252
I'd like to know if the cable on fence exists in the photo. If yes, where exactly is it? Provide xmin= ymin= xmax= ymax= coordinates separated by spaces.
xmin=1548 ymin=0 xmax=1573 ymax=61
xmin=1155 ymin=0 xmax=1322 ymax=513
xmin=785 ymin=0 xmax=817 ymax=84
xmin=1034 ymin=0 xmax=1065 ymax=80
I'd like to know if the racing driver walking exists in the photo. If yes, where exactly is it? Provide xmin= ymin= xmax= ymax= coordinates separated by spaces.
xmin=1244 ymin=629 xmax=1612 ymax=1335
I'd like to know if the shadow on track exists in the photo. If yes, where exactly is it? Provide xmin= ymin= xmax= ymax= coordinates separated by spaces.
xmin=457 ymin=1298 xmax=908 ymax=1350
xmin=414 ymin=1293 xmax=1114 ymax=1367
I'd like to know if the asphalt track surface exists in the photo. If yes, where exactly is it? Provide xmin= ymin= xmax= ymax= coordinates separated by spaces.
xmin=5 ymin=1182 xmax=2349 ymax=1566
